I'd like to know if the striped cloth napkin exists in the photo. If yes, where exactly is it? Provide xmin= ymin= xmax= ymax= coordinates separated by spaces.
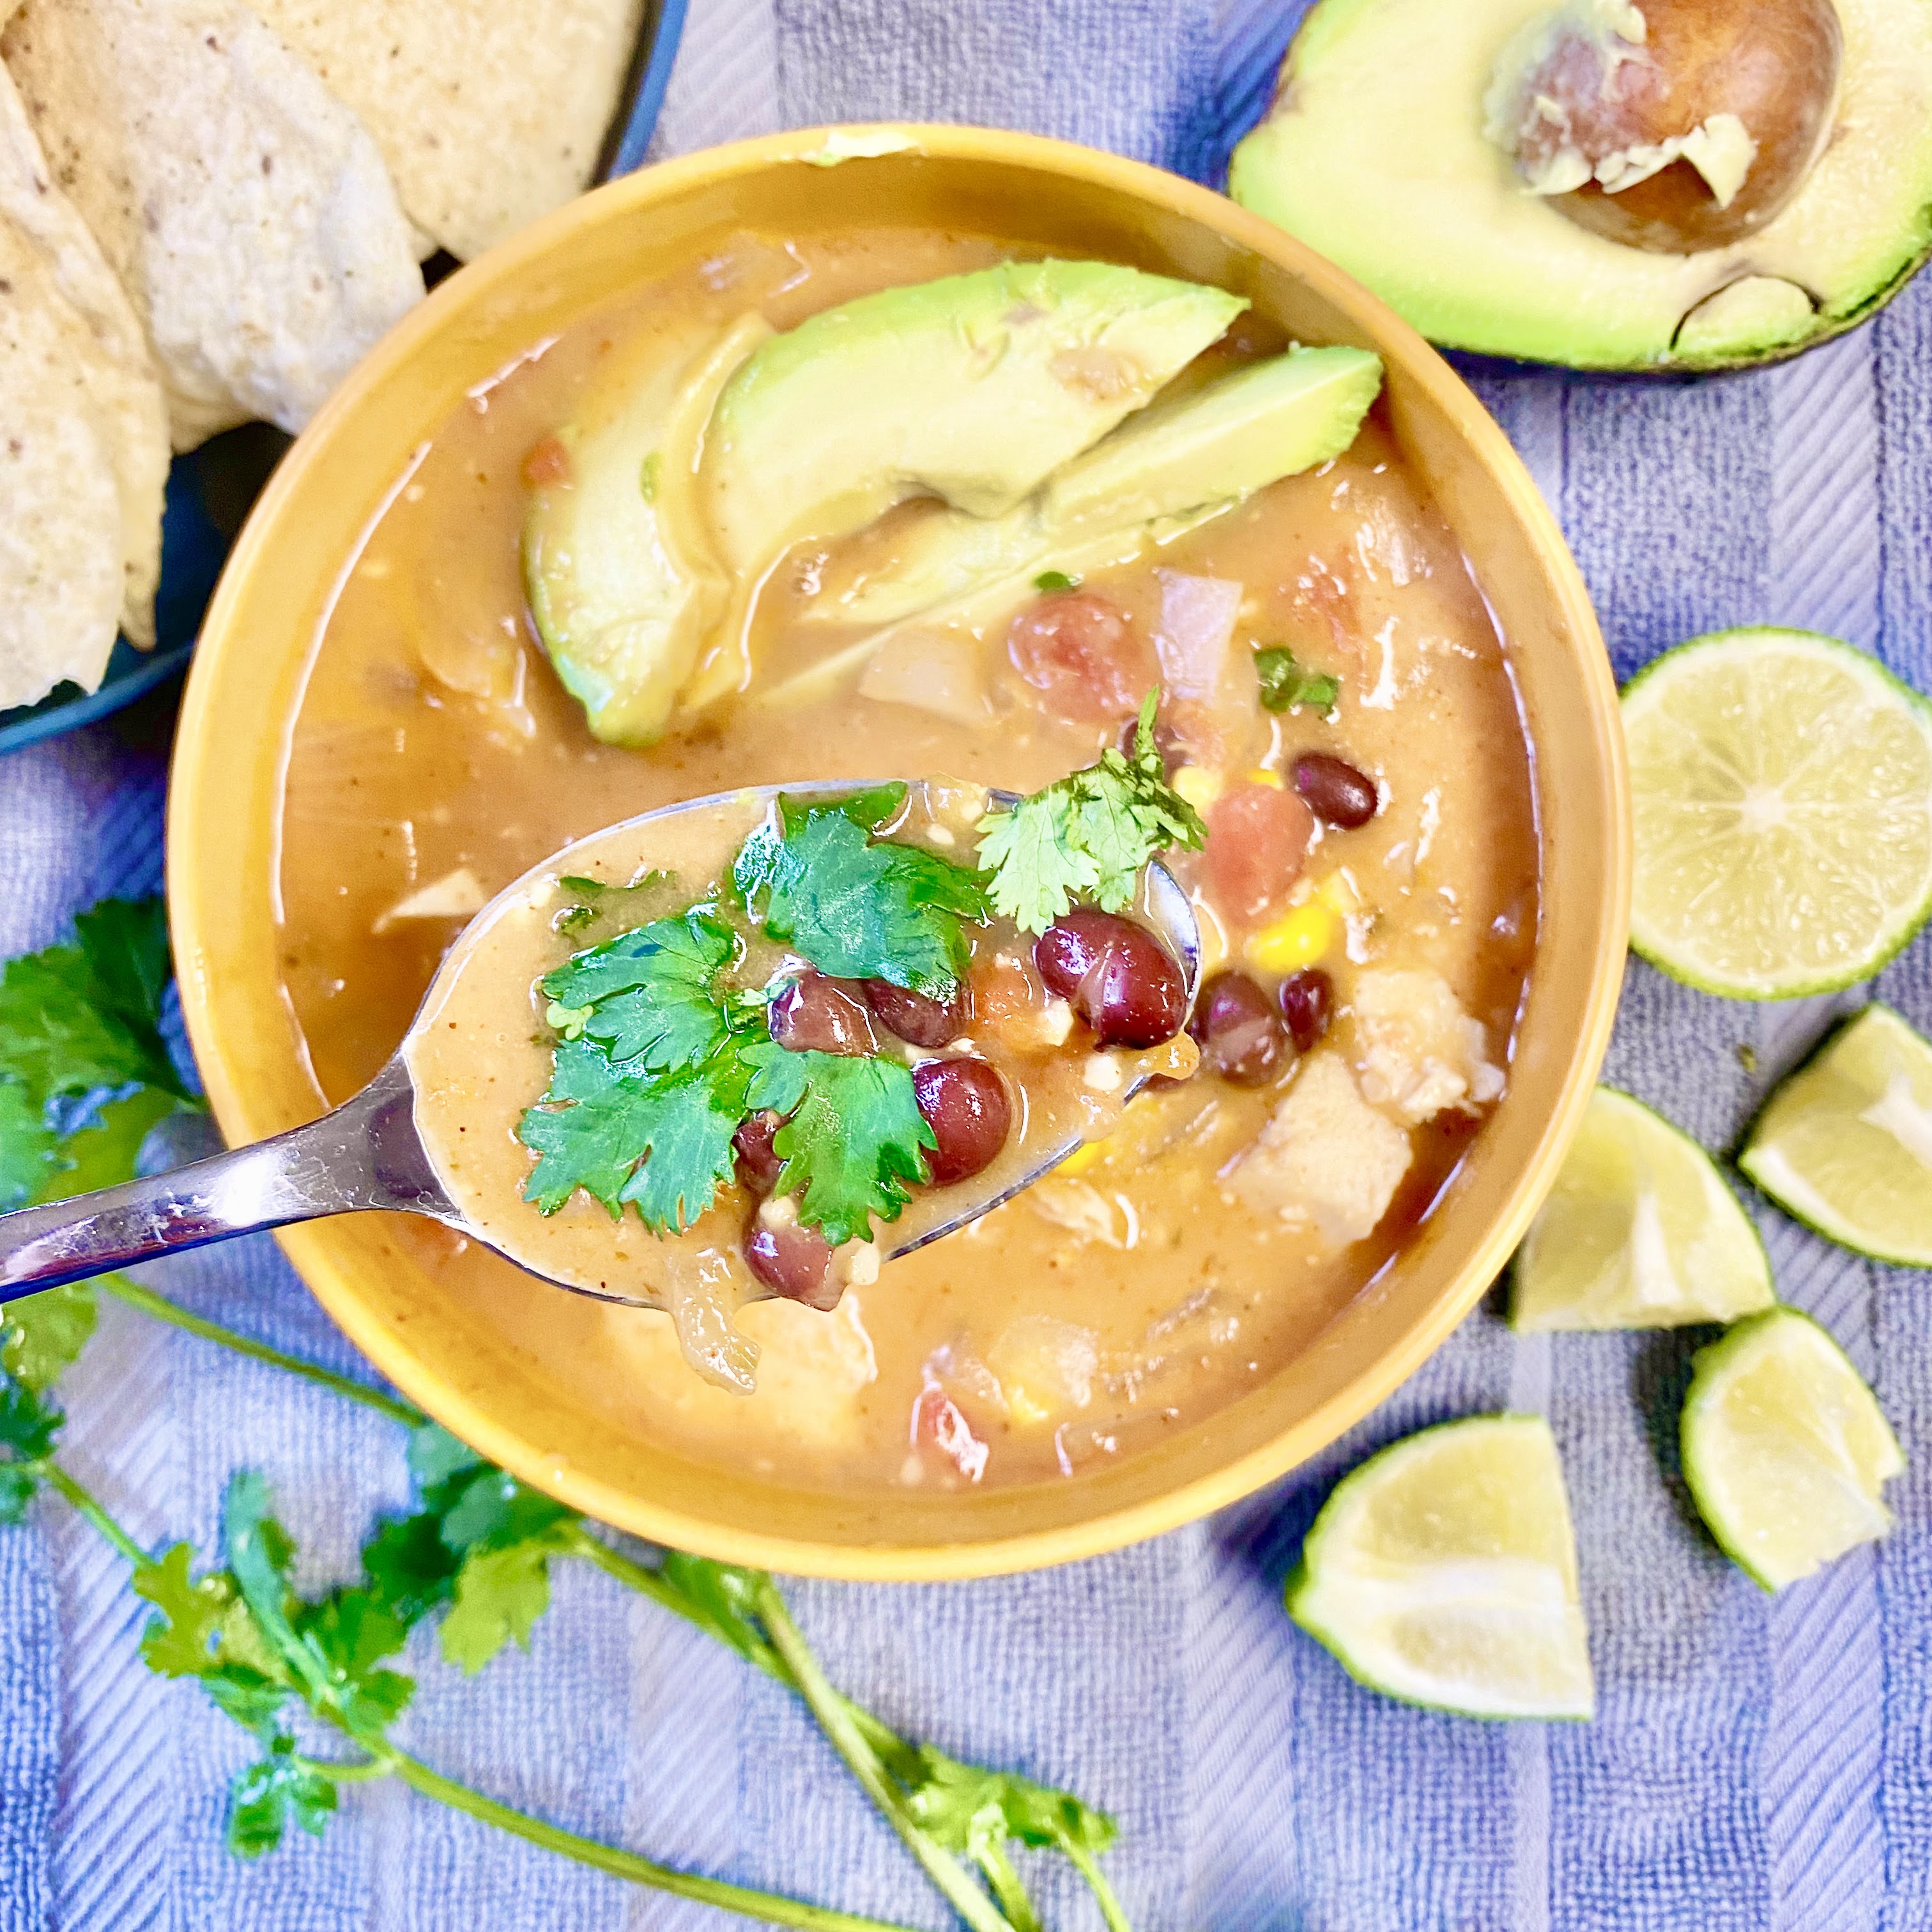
xmin=4 ymin=1 xmax=1928 ymax=1926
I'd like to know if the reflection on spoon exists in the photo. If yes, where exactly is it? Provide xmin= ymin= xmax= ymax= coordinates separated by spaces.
xmin=0 ymin=781 xmax=1200 ymax=1379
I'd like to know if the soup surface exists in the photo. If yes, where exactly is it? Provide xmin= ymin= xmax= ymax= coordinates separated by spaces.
xmin=276 ymin=227 xmax=1539 ymax=1494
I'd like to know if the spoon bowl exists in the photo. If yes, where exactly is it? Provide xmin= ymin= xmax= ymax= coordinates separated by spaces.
xmin=0 ymin=779 xmax=1199 ymax=1308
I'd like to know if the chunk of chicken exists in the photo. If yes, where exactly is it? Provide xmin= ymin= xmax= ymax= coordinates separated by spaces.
xmin=1231 ymin=1050 xmax=1411 ymax=1246
xmin=1348 ymin=967 xmax=1505 ymax=1124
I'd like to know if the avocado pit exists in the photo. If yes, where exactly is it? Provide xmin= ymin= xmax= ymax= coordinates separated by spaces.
xmin=1485 ymin=0 xmax=1843 ymax=254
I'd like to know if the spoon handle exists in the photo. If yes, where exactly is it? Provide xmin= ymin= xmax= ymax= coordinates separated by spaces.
xmin=0 ymin=1059 xmax=450 ymax=1303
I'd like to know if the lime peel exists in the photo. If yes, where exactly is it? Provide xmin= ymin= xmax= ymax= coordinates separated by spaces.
xmin=1286 ymin=1414 xmax=1595 ymax=1721
xmin=1622 ymin=627 xmax=1932 ymax=1000
xmin=1512 ymin=1086 xmax=1774 ymax=1330
xmin=1681 ymin=1307 xmax=1903 ymax=1591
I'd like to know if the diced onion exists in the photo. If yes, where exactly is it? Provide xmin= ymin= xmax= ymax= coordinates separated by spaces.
xmin=1154 ymin=571 xmax=1242 ymax=700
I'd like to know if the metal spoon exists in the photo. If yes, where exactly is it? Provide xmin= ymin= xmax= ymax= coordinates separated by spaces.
xmin=0 ymin=781 xmax=1200 ymax=1308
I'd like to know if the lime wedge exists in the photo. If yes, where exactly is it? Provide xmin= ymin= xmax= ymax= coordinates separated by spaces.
xmin=1512 ymin=1087 xmax=1774 ymax=1330
xmin=1622 ymin=628 xmax=1932 ymax=999
xmin=1682 ymin=1307 xmax=1903 ymax=1590
xmin=1740 ymin=1004 xmax=1932 ymax=1266
xmin=1286 ymin=1415 xmax=1594 ymax=1720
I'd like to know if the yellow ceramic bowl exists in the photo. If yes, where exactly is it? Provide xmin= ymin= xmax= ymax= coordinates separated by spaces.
xmin=168 ymin=125 xmax=1629 ymax=1581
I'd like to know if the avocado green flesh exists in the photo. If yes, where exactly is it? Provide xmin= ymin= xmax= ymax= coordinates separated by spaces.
xmin=809 ymin=344 xmax=1384 ymax=629
xmin=700 ymin=259 xmax=1247 ymax=574
xmin=523 ymin=315 xmax=767 ymax=746
xmin=1228 ymin=0 xmax=1932 ymax=371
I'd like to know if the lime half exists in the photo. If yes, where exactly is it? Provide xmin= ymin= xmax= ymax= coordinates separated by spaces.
xmin=1682 ymin=1307 xmax=1903 ymax=1590
xmin=1741 ymin=1004 xmax=1932 ymax=1267
xmin=1287 ymin=1414 xmax=1594 ymax=1720
xmin=1512 ymin=1087 xmax=1774 ymax=1330
xmin=1623 ymin=628 xmax=1932 ymax=999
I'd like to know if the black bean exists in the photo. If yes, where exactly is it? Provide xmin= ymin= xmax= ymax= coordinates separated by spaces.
xmin=767 ymin=970 xmax=876 ymax=1055
xmin=733 ymin=1110 xmax=786 ymax=1195
xmin=863 ymin=977 xmax=964 ymax=1048
xmin=1189 ymin=971 xmax=1289 ymax=1085
xmin=1278 ymin=967 xmax=1333 ymax=1054
xmin=1033 ymin=909 xmax=1186 ymax=1049
xmin=912 ymin=1056 xmax=1012 ymax=1185
xmin=1293 ymin=752 xmax=1379 ymax=829
xmin=743 ymin=1215 xmax=838 ymax=1309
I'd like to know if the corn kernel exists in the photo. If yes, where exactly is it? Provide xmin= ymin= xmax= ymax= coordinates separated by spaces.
xmin=1246 ymin=902 xmax=1338 ymax=973
xmin=1172 ymin=765 xmax=1223 ymax=814
xmin=1244 ymin=767 xmax=1284 ymax=790
xmin=1059 ymin=1137 xmax=1108 ymax=1176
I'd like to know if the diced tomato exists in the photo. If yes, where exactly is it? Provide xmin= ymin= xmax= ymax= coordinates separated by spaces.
xmin=521 ymin=433 xmax=571 ymax=488
xmin=1006 ymin=592 xmax=1151 ymax=723
xmin=911 ymin=1384 xmax=988 ymax=1483
xmin=1206 ymin=781 xmax=1315 ymax=926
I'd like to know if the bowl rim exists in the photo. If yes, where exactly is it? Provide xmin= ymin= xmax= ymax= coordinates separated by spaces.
xmin=168 ymin=121 xmax=1630 ymax=1580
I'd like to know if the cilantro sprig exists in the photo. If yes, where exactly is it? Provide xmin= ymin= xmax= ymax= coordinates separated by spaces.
xmin=0 ymin=894 xmax=1134 ymax=1931
xmin=520 ymin=792 xmax=986 ymax=1242
xmin=975 ymin=691 xmax=1208 ymax=934
xmin=1253 ymin=643 xmax=1340 ymax=712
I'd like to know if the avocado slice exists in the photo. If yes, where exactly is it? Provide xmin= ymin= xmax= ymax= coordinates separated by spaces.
xmin=523 ymin=313 xmax=770 ymax=745
xmin=1228 ymin=0 xmax=1932 ymax=371
xmin=698 ymin=259 xmax=1248 ymax=576
xmin=805 ymin=344 xmax=1383 ymax=629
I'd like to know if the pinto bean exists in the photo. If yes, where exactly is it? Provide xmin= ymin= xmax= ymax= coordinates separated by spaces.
xmin=912 ymin=1056 xmax=1012 ymax=1184
xmin=1189 ymin=971 xmax=1289 ymax=1085
xmin=1033 ymin=909 xmax=1186 ymax=1048
xmin=862 ymin=977 xmax=964 ymax=1048
xmin=1007 ymin=592 xmax=1151 ymax=723
xmin=1293 ymin=753 xmax=1379 ymax=829
xmin=1278 ymin=967 xmax=1334 ymax=1054
xmin=767 ymin=970 xmax=877 ymax=1055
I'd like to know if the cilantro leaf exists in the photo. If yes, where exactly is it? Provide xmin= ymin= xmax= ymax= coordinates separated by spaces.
xmin=0 ymin=896 xmax=190 ymax=1106
xmin=976 ymin=691 xmax=1208 ymax=933
xmin=613 ymin=1064 xmax=752 ymax=1231
xmin=3 ymin=1282 xmax=97 ymax=1395
xmin=743 ymin=1044 xmax=934 ymax=1246
xmin=0 ymin=1078 xmax=54 ymax=1211
xmin=38 ymin=1085 xmax=180 ymax=1200
xmin=1253 ymin=645 xmax=1340 ymax=712
xmin=408 ymin=1420 xmax=485 ymax=1491
xmin=227 ymin=1736 xmax=337 ymax=1859
xmin=1033 ymin=569 xmax=1080 ymax=593
xmin=736 ymin=797 xmax=988 ymax=997
xmin=652 ymin=1552 xmax=782 ymax=1673
xmin=542 ymin=910 xmax=739 ymax=1070
xmin=0 ymin=1372 xmax=61 ymax=1464
xmin=441 ymin=1542 xmax=556 ymax=1674
xmin=518 ymin=1040 xmax=747 ymax=1230
xmin=360 ymin=1508 xmax=464 ymax=1625
xmin=135 ymin=1543 xmax=236 ymax=1678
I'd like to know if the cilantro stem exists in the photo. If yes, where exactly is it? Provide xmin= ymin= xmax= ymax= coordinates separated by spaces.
xmin=100 ymin=1276 xmax=423 ymax=1427
xmin=751 ymin=1577 xmax=1016 ymax=1932
xmin=381 ymin=1744 xmax=919 ymax=1932
xmin=33 ymin=1467 xmax=924 ymax=1932
xmin=1064 ymin=1843 xmax=1133 ymax=1932
xmin=293 ymin=1752 xmax=392 ymax=1784
xmin=38 ymin=1460 xmax=147 ymax=1567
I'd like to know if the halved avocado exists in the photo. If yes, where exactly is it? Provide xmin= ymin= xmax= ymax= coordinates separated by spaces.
xmin=523 ymin=313 xmax=769 ymax=745
xmin=698 ymin=259 xmax=1247 ymax=575
xmin=804 ymin=344 xmax=1383 ymax=629
xmin=1228 ymin=0 xmax=1932 ymax=371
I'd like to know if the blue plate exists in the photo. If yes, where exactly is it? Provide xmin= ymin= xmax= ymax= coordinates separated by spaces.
xmin=0 ymin=0 xmax=687 ymax=757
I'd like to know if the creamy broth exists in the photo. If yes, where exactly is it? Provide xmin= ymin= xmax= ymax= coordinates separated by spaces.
xmin=276 ymin=227 xmax=1538 ymax=1494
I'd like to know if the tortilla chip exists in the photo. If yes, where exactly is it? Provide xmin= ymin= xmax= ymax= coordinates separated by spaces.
xmin=245 ymin=0 xmax=643 ymax=262
xmin=0 ymin=216 xmax=128 ymax=710
xmin=0 ymin=65 xmax=164 ymax=648
xmin=3 ymin=0 xmax=424 ymax=450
